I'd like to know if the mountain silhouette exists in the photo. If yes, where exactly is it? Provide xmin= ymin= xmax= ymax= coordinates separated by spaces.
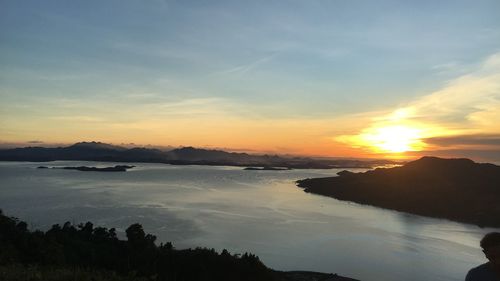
xmin=0 ymin=141 xmax=396 ymax=169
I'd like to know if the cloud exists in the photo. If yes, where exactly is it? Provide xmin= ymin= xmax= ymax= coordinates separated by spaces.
xmin=406 ymin=53 xmax=500 ymax=129
xmin=424 ymin=134 xmax=500 ymax=148
xmin=336 ymin=52 xmax=500 ymax=156
xmin=377 ymin=52 xmax=500 ymax=133
xmin=151 ymin=97 xmax=233 ymax=117
xmin=209 ymin=55 xmax=275 ymax=76
xmin=419 ymin=134 xmax=500 ymax=162
xmin=431 ymin=61 xmax=470 ymax=76
xmin=407 ymin=148 xmax=500 ymax=164
xmin=49 ymin=116 xmax=105 ymax=122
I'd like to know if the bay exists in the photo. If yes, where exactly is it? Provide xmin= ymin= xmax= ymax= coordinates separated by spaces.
xmin=0 ymin=161 xmax=497 ymax=281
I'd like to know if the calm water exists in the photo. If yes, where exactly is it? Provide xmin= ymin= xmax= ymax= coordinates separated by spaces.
xmin=0 ymin=161 xmax=497 ymax=281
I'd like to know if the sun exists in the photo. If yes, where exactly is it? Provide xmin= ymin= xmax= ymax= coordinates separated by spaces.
xmin=361 ymin=125 xmax=424 ymax=153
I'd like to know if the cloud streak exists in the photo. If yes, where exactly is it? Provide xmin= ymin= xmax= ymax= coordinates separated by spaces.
xmin=407 ymin=53 xmax=500 ymax=130
xmin=336 ymin=52 xmax=500 ymax=157
xmin=424 ymin=134 xmax=500 ymax=148
xmin=208 ymin=55 xmax=275 ymax=76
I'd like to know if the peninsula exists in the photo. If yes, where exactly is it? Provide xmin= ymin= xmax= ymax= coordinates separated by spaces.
xmin=297 ymin=157 xmax=500 ymax=227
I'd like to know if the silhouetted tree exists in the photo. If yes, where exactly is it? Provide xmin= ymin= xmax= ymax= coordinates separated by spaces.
xmin=0 ymin=210 xmax=278 ymax=281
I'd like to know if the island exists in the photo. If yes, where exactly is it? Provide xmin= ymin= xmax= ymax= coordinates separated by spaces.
xmin=297 ymin=156 xmax=500 ymax=228
xmin=244 ymin=166 xmax=292 ymax=171
xmin=37 ymin=165 xmax=135 ymax=172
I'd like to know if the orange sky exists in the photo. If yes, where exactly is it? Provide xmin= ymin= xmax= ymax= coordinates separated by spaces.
xmin=1 ymin=2 xmax=500 ymax=162
xmin=4 ymin=52 xmax=500 ymax=161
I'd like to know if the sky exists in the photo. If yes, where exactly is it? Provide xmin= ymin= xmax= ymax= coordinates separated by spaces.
xmin=1 ymin=0 xmax=500 ymax=161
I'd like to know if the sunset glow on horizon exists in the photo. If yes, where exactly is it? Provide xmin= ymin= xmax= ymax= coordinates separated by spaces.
xmin=1 ymin=1 xmax=500 ymax=162
xmin=361 ymin=125 xmax=424 ymax=153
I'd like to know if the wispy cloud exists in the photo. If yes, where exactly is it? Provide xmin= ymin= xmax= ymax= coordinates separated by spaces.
xmin=49 ymin=115 xmax=105 ymax=123
xmin=408 ymin=52 xmax=500 ymax=127
xmin=336 ymin=52 xmax=500 ymax=156
xmin=431 ymin=61 xmax=470 ymax=76
xmin=424 ymin=134 xmax=500 ymax=149
xmin=208 ymin=55 xmax=275 ymax=76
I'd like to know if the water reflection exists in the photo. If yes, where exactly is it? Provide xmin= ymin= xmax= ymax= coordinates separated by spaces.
xmin=0 ymin=161 xmax=496 ymax=281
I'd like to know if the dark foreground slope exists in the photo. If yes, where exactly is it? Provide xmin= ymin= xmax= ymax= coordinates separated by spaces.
xmin=297 ymin=157 xmax=500 ymax=227
xmin=0 ymin=210 xmax=358 ymax=281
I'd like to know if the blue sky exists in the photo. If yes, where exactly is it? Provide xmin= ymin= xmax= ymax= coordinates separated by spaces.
xmin=1 ymin=0 xmax=500 ymax=159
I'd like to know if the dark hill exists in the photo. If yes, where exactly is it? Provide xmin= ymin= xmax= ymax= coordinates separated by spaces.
xmin=68 ymin=141 xmax=127 ymax=151
xmin=167 ymin=146 xmax=253 ymax=162
xmin=297 ymin=157 xmax=500 ymax=227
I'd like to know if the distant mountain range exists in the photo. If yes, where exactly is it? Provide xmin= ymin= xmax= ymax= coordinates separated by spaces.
xmin=0 ymin=141 xmax=396 ymax=169
xmin=297 ymin=156 xmax=500 ymax=227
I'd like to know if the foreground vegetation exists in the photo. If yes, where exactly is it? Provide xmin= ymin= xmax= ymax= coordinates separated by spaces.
xmin=0 ymin=210 xmax=358 ymax=281
xmin=0 ymin=209 xmax=276 ymax=281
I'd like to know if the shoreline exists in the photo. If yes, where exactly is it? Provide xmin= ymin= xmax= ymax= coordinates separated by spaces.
xmin=296 ymin=157 xmax=500 ymax=228
xmin=0 ymin=159 xmax=378 ymax=170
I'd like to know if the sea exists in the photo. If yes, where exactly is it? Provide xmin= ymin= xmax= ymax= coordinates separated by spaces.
xmin=1 ymin=161 xmax=497 ymax=281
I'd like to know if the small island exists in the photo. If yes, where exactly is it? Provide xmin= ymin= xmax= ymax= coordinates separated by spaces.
xmin=297 ymin=157 xmax=500 ymax=228
xmin=38 ymin=165 xmax=135 ymax=172
xmin=244 ymin=166 xmax=292 ymax=171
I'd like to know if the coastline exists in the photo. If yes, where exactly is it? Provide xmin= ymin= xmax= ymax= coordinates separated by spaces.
xmin=296 ymin=157 xmax=500 ymax=228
